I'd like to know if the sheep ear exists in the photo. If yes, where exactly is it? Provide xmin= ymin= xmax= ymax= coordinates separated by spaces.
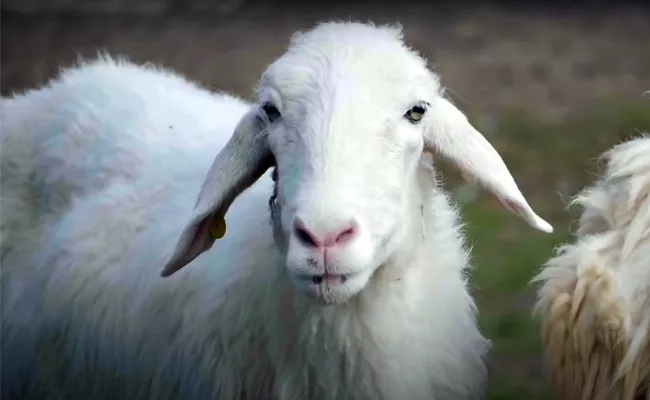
xmin=160 ymin=107 xmax=273 ymax=277
xmin=423 ymin=97 xmax=553 ymax=233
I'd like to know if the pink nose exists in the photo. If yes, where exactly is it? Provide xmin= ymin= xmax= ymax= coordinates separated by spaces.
xmin=293 ymin=217 xmax=358 ymax=248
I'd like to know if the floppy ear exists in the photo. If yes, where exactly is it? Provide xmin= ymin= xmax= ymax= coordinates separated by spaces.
xmin=424 ymin=97 xmax=553 ymax=233
xmin=161 ymin=107 xmax=274 ymax=277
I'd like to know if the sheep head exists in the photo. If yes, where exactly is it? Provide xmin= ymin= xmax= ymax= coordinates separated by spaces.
xmin=161 ymin=21 xmax=552 ymax=304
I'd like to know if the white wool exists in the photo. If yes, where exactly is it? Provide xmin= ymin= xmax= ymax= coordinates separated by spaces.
xmin=533 ymin=134 xmax=650 ymax=400
xmin=2 ymin=21 xmax=552 ymax=400
xmin=0 ymin=54 xmax=247 ymax=255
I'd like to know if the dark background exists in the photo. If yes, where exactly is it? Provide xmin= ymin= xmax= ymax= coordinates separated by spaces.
xmin=2 ymin=1 xmax=650 ymax=398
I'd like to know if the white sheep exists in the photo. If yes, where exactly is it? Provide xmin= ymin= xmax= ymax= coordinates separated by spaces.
xmin=1 ymin=21 xmax=553 ymax=400
xmin=533 ymin=135 xmax=650 ymax=400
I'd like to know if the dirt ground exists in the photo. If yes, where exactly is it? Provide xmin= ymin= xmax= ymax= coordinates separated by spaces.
xmin=2 ymin=2 xmax=650 ymax=398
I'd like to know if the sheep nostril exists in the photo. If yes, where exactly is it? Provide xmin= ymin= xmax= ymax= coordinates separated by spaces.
xmin=293 ymin=217 xmax=359 ymax=248
xmin=293 ymin=220 xmax=321 ymax=248
xmin=334 ymin=226 xmax=357 ymax=245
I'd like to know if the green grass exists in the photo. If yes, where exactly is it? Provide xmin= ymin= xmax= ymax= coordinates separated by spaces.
xmin=442 ymin=96 xmax=650 ymax=400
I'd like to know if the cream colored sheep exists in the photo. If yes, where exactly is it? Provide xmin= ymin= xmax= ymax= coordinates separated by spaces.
xmin=533 ymin=134 xmax=650 ymax=400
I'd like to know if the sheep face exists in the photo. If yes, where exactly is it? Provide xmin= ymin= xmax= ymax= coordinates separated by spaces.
xmin=259 ymin=75 xmax=424 ymax=302
xmin=249 ymin=30 xmax=442 ymax=304
xmin=161 ymin=21 xmax=553 ymax=304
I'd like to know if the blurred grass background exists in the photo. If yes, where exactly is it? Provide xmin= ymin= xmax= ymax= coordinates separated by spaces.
xmin=2 ymin=1 xmax=650 ymax=398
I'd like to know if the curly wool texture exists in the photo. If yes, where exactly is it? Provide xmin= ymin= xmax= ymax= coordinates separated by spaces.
xmin=0 ymin=24 xmax=499 ymax=400
xmin=533 ymin=135 xmax=650 ymax=400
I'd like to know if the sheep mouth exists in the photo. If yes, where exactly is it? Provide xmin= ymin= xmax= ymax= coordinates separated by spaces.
xmin=290 ymin=270 xmax=372 ymax=304
xmin=295 ymin=273 xmax=352 ymax=285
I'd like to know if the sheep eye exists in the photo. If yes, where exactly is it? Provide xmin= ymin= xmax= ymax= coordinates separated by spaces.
xmin=262 ymin=102 xmax=281 ymax=123
xmin=404 ymin=102 xmax=428 ymax=124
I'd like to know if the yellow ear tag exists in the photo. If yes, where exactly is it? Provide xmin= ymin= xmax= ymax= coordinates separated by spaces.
xmin=209 ymin=216 xmax=227 ymax=240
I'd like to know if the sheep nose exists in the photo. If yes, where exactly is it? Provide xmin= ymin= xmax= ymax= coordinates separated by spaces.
xmin=293 ymin=217 xmax=359 ymax=248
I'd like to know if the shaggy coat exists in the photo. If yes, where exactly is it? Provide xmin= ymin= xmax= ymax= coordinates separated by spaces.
xmin=534 ymin=135 xmax=650 ymax=400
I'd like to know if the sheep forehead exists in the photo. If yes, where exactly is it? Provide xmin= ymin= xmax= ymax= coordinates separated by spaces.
xmin=258 ymin=21 xmax=438 ymax=119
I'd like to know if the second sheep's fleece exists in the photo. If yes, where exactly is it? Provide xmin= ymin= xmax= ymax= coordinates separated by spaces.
xmin=1 ymin=21 xmax=553 ymax=400
xmin=534 ymin=135 xmax=650 ymax=400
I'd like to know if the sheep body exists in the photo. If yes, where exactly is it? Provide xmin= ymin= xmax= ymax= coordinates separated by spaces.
xmin=534 ymin=135 xmax=650 ymax=400
xmin=1 ymin=58 xmax=489 ymax=399
xmin=3 ymin=21 xmax=553 ymax=400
